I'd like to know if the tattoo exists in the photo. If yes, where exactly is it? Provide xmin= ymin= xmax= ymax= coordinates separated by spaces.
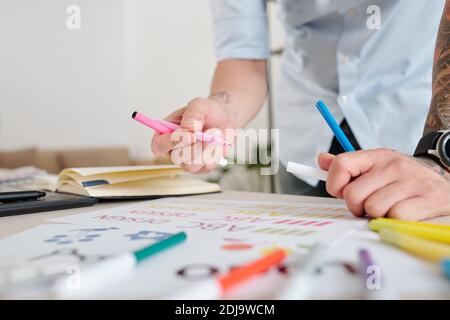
xmin=209 ymin=91 xmax=230 ymax=104
xmin=424 ymin=1 xmax=450 ymax=134
xmin=414 ymin=156 xmax=450 ymax=182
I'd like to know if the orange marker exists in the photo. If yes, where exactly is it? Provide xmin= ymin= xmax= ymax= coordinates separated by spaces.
xmin=165 ymin=249 xmax=286 ymax=300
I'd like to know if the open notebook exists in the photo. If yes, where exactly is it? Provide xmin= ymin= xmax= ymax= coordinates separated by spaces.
xmin=56 ymin=165 xmax=221 ymax=199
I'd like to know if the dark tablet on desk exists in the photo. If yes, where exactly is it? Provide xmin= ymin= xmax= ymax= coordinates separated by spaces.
xmin=0 ymin=187 xmax=97 ymax=217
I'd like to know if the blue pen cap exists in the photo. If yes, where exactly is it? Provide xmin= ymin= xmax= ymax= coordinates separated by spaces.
xmin=442 ymin=259 xmax=450 ymax=280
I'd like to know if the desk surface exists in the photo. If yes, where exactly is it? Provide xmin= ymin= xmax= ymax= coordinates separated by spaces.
xmin=1 ymin=191 xmax=449 ymax=299
xmin=2 ymin=191 xmax=449 ymax=239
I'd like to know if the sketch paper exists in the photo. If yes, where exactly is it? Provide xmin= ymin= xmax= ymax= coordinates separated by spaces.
xmin=0 ymin=198 xmax=448 ymax=299
xmin=48 ymin=198 xmax=366 ymax=247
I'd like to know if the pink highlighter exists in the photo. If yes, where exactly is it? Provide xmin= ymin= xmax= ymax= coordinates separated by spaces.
xmin=131 ymin=111 xmax=231 ymax=147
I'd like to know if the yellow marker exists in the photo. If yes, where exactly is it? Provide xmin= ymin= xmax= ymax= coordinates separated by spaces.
xmin=369 ymin=219 xmax=450 ymax=245
xmin=379 ymin=228 xmax=450 ymax=262
xmin=370 ymin=218 xmax=450 ymax=231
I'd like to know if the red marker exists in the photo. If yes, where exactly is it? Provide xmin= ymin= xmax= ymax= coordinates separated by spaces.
xmin=164 ymin=249 xmax=286 ymax=300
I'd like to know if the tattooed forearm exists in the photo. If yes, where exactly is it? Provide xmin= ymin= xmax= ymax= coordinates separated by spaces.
xmin=424 ymin=0 xmax=450 ymax=134
xmin=415 ymin=157 xmax=450 ymax=182
xmin=209 ymin=91 xmax=230 ymax=104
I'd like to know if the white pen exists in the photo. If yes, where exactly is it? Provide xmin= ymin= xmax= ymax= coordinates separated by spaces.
xmin=286 ymin=161 xmax=328 ymax=182
xmin=52 ymin=232 xmax=187 ymax=299
xmin=277 ymin=243 xmax=328 ymax=300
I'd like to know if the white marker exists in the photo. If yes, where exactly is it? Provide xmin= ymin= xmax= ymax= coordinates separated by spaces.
xmin=52 ymin=232 xmax=187 ymax=298
xmin=277 ymin=243 xmax=328 ymax=300
xmin=218 ymin=158 xmax=228 ymax=167
xmin=286 ymin=161 xmax=328 ymax=182
xmin=277 ymin=229 xmax=356 ymax=300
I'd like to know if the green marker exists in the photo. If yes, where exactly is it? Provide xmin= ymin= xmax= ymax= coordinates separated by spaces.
xmin=133 ymin=232 xmax=187 ymax=262
xmin=53 ymin=232 xmax=187 ymax=298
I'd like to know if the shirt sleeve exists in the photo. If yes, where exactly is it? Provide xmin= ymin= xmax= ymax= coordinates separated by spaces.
xmin=210 ymin=0 xmax=269 ymax=61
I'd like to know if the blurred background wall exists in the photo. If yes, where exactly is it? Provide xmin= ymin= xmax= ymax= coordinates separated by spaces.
xmin=0 ymin=0 xmax=283 ymax=160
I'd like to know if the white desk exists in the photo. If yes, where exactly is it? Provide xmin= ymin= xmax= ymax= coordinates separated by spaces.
xmin=1 ymin=191 xmax=449 ymax=299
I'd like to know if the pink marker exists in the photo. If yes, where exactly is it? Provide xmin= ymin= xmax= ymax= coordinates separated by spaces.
xmin=154 ymin=116 xmax=230 ymax=146
xmin=154 ymin=118 xmax=216 ymax=143
xmin=132 ymin=111 xmax=231 ymax=147
xmin=132 ymin=112 xmax=172 ymax=134
xmin=155 ymin=118 xmax=180 ymax=131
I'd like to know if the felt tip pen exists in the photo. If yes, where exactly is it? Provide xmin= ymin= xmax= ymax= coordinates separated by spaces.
xmin=277 ymin=243 xmax=328 ymax=300
xmin=132 ymin=111 xmax=229 ymax=167
xmin=358 ymin=249 xmax=384 ymax=300
xmin=369 ymin=218 xmax=450 ymax=231
xmin=358 ymin=248 xmax=398 ymax=300
xmin=164 ymin=249 xmax=286 ymax=300
xmin=0 ymin=190 xmax=46 ymax=203
xmin=316 ymin=101 xmax=356 ymax=152
xmin=379 ymin=228 xmax=450 ymax=262
xmin=286 ymin=161 xmax=328 ymax=182
xmin=132 ymin=111 xmax=231 ymax=147
xmin=369 ymin=218 xmax=450 ymax=245
xmin=53 ymin=232 xmax=187 ymax=298
xmin=359 ymin=249 xmax=376 ymax=300
xmin=442 ymin=259 xmax=450 ymax=280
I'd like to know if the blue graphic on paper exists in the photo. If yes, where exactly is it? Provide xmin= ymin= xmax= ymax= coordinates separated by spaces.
xmin=44 ymin=227 xmax=119 ymax=245
xmin=124 ymin=230 xmax=173 ymax=241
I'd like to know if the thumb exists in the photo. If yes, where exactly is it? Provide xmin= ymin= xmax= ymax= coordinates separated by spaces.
xmin=318 ymin=152 xmax=335 ymax=171
xmin=181 ymin=98 xmax=211 ymax=132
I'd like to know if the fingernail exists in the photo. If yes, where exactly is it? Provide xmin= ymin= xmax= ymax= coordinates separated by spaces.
xmin=315 ymin=151 xmax=322 ymax=165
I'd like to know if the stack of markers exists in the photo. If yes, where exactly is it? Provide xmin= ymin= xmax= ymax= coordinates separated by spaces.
xmin=368 ymin=218 xmax=450 ymax=280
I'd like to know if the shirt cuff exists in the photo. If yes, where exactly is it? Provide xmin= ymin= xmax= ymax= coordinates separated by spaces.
xmin=213 ymin=18 xmax=269 ymax=61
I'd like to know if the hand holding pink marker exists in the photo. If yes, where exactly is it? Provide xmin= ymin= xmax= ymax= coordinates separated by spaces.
xmin=132 ymin=111 xmax=231 ymax=147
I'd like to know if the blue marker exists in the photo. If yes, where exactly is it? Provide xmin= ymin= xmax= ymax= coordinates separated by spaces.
xmin=316 ymin=100 xmax=356 ymax=152
xmin=442 ymin=259 xmax=450 ymax=280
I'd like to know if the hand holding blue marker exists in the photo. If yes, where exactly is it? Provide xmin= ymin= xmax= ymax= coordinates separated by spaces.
xmin=285 ymin=101 xmax=357 ymax=182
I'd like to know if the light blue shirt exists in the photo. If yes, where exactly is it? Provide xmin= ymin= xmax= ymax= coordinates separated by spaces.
xmin=210 ymin=0 xmax=445 ymax=185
